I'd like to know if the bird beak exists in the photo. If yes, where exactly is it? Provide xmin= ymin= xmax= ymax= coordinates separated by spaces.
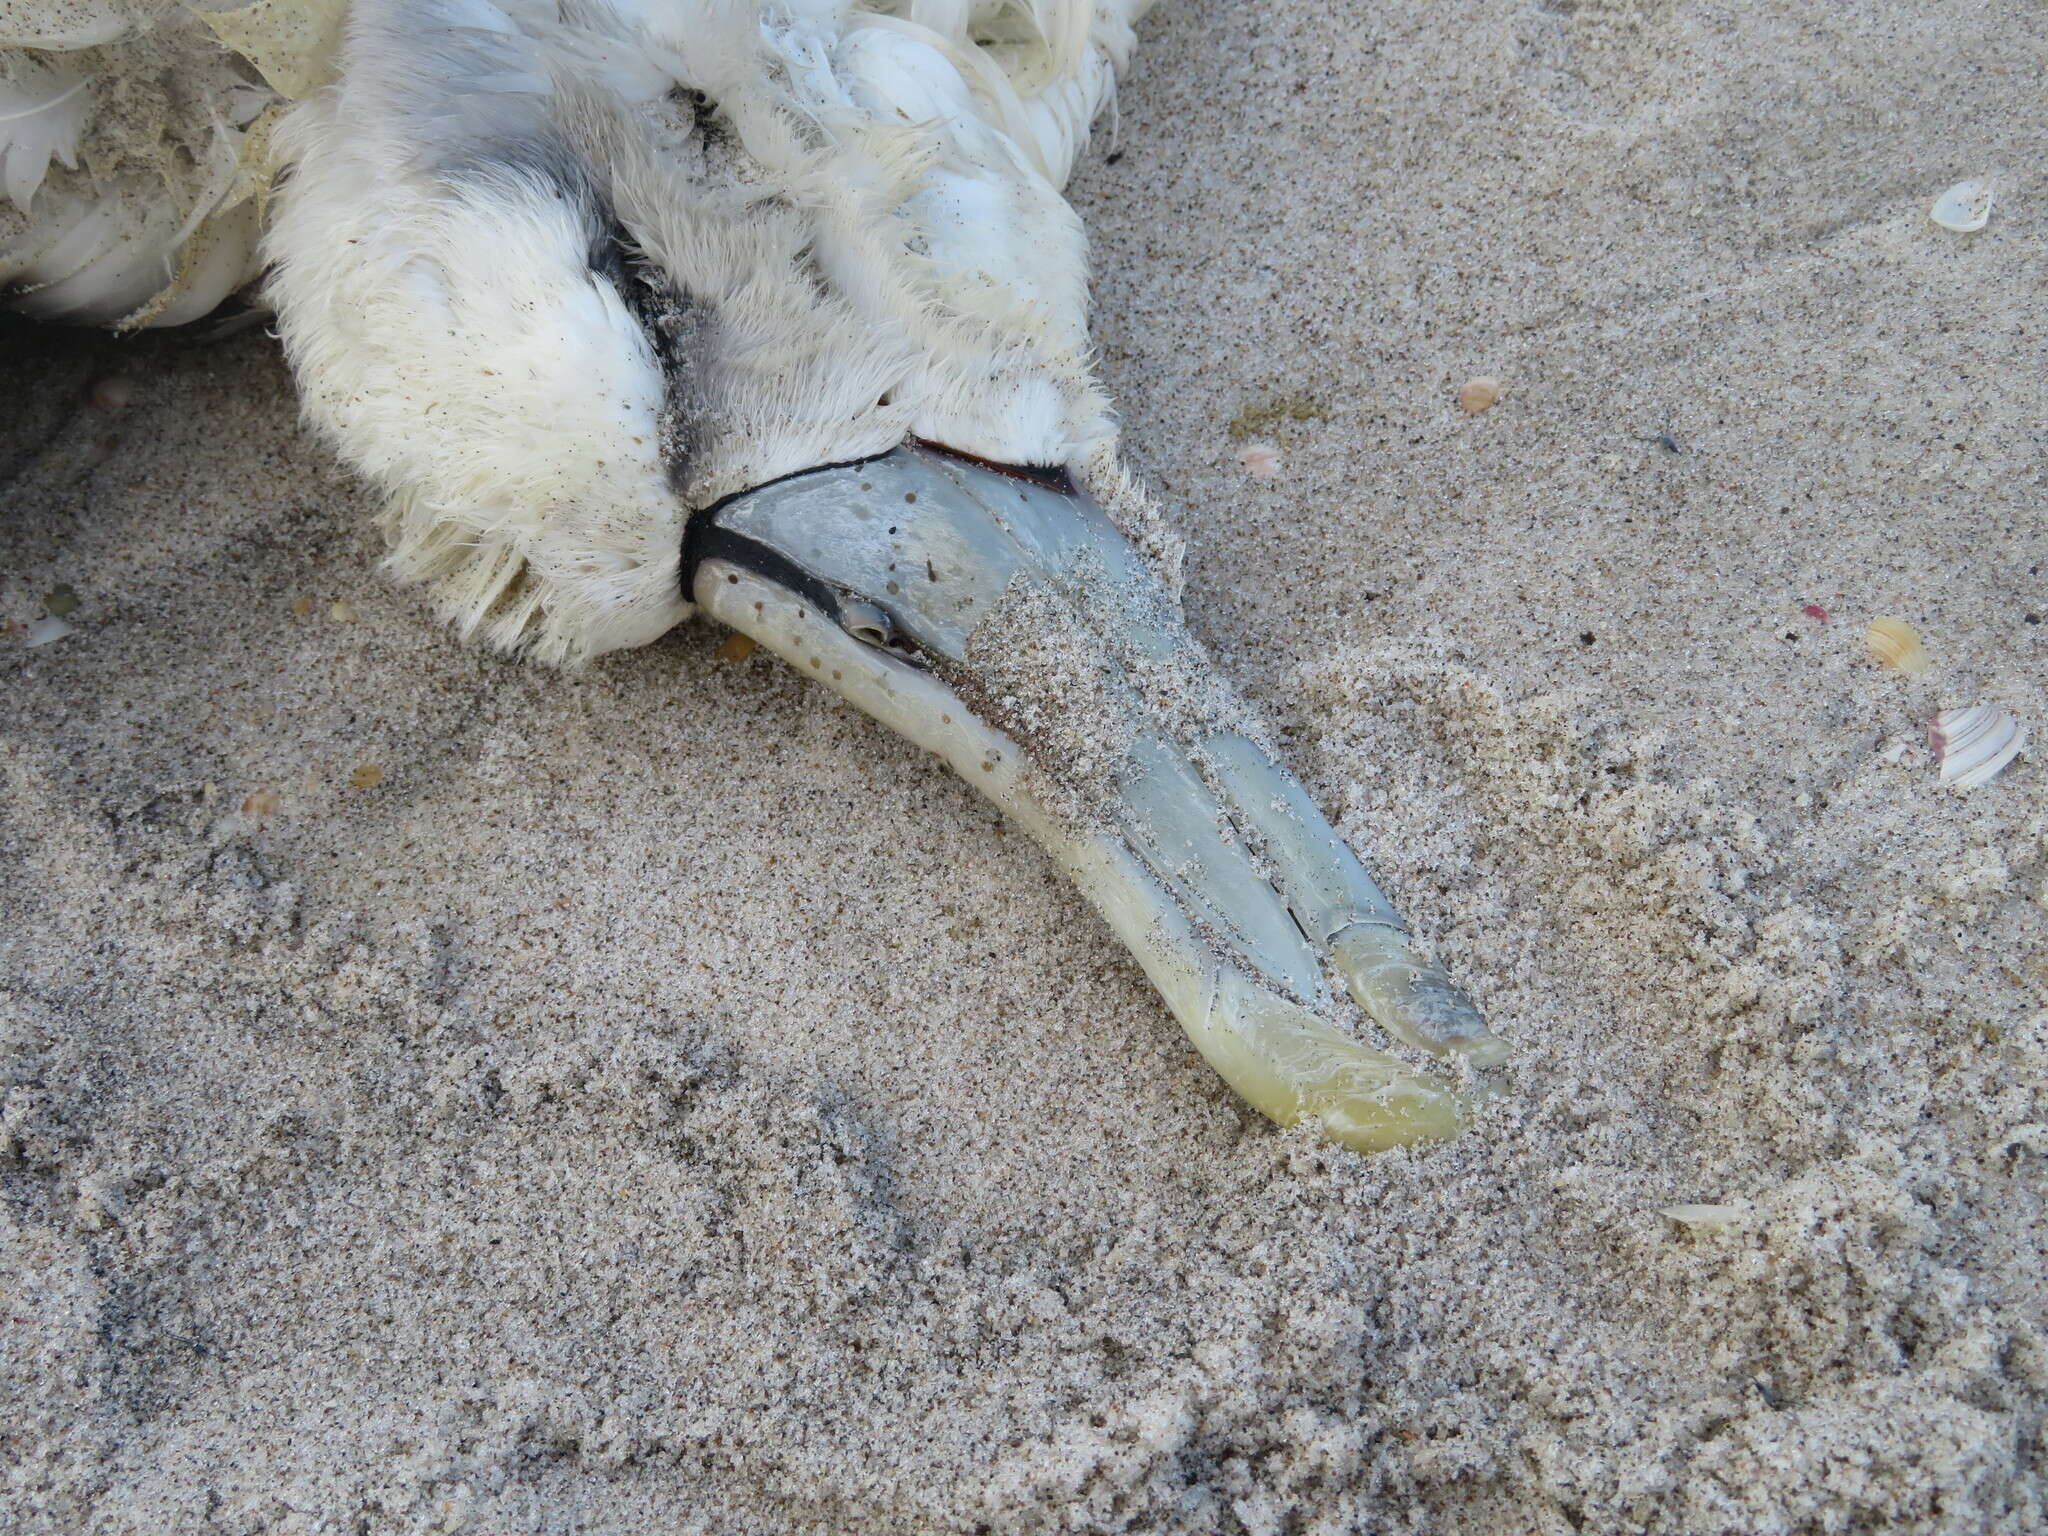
xmin=684 ymin=443 xmax=1506 ymax=1151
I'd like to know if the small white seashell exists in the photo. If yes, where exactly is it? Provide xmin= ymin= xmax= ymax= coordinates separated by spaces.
xmin=1929 ymin=704 xmax=2027 ymax=788
xmin=1931 ymin=180 xmax=1994 ymax=233
xmin=24 ymin=615 xmax=73 ymax=646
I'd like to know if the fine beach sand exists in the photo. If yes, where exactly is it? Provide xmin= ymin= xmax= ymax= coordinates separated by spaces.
xmin=4 ymin=1 xmax=2045 ymax=1531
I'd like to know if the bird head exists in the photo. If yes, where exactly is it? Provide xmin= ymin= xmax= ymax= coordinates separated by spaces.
xmin=264 ymin=0 xmax=1504 ymax=1151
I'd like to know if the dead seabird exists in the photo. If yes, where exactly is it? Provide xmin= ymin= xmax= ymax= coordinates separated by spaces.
xmin=3 ymin=0 xmax=1508 ymax=1150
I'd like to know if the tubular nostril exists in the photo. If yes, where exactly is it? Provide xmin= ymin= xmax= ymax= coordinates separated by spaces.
xmin=840 ymin=599 xmax=895 ymax=648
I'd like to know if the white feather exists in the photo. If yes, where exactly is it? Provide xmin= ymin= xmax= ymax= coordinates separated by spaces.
xmin=0 ymin=0 xmax=139 ymax=51
xmin=7 ymin=178 xmax=185 ymax=318
xmin=0 ymin=64 xmax=89 ymax=211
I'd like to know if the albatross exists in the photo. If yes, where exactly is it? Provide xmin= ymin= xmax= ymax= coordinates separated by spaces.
xmin=2 ymin=0 xmax=1509 ymax=1151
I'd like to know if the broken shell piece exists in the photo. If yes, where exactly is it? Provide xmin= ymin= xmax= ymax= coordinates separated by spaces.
xmin=1660 ymin=1203 xmax=1747 ymax=1235
xmin=1930 ymin=180 xmax=1994 ymax=233
xmin=1235 ymin=441 xmax=1282 ymax=478
xmin=24 ymin=616 xmax=72 ymax=646
xmin=1865 ymin=617 xmax=1928 ymax=676
xmin=1930 ymin=704 xmax=2027 ymax=788
xmin=1458 ymin=377 xmax=1502 ymax=413
xmin=88 ymin=376 xmax=133 ymax=412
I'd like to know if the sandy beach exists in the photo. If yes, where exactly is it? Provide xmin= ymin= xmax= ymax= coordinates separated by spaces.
xmin=4 ymin=1 xmax=2045 ymax=1531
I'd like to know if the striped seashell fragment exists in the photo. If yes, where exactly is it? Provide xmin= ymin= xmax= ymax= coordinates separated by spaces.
xmin=1929 ymin=704 xmax=2027 ymax=789
xmin=1865 ymin=617 xmax=1928 ymax=675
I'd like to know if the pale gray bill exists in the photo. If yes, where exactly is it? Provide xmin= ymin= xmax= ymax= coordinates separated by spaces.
xmin=686 ymin=444 xmax=1506 ymax=1150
